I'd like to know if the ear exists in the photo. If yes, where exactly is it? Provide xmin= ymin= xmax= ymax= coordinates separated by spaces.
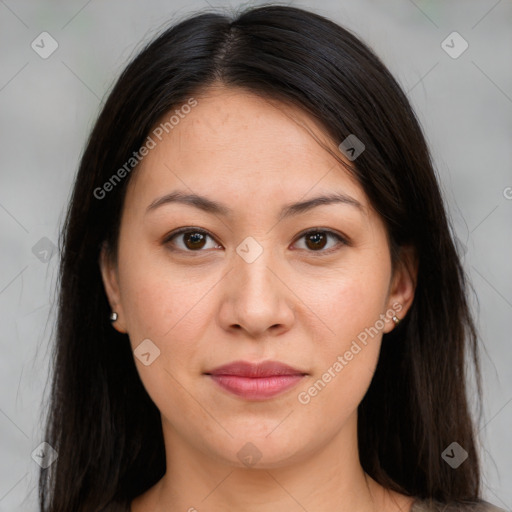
xmin=99 ymin=242 xmax=128 ymax=334
xmin=383 ymin=245 xmax=418 ymax=334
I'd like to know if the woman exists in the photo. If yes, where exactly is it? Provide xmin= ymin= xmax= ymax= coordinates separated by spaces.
xmin=38 ymin=5 xmax=506 ymax=512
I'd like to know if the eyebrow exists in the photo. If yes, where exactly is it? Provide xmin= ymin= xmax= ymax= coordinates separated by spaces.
xmin=145 ymin=190 xmax=364 ymax=221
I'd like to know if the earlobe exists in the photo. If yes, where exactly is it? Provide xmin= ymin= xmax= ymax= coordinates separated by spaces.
xmin=99 ymin=243 xmax=127 ymax=334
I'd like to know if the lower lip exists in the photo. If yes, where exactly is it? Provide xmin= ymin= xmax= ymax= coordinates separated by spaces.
xmin=208 ymin=374 xmax=305 ymax=400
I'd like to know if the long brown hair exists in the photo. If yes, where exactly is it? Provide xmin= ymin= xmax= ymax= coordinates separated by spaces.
xmin=39 ymin=5 xmax=482 ymax=510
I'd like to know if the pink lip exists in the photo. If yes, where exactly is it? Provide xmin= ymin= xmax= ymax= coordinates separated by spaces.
xmin=205 ymin=360 xmax=307 ymax=400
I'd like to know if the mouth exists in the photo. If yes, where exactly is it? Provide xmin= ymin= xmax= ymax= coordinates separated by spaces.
xmin=204 ymin=360 xmax=308 ymax=400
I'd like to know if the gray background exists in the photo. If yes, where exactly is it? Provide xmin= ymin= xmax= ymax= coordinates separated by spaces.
xmin=0 ymin=0 xmax=511 ymax=510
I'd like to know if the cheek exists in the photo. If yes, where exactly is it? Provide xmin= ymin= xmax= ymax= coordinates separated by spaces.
xmin=116 ymin=237 xmax=209 ymax=339
xmin=297 ymin=276 xmax=386 ymax=422
xmin=116 ymin=260 xmax=209 ymax=416
xmin=298 ymin=258 xmax=390 ymax=407
xmin=308 ymin=258 xmax=391 ymax=343
xmin=120 ymin=270 xmax=209 ymax=344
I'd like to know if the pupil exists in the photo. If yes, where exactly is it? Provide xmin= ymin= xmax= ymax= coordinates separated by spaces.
xmin=307 ymin=232 xmax=326 ymax=250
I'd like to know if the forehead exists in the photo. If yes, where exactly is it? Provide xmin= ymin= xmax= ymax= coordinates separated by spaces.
xmin=126 ymin=86 xmax=368 ymax=214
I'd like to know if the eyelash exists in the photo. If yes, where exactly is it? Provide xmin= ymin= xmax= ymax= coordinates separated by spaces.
xmin=163 ymin=227 xmax=349 ymax=256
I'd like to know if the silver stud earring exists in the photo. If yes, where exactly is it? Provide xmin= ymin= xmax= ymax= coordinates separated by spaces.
xmin=392 ymin=315 xmax=400 ymax=326
xmin=110 ymin=311 xmax=118 ymax=322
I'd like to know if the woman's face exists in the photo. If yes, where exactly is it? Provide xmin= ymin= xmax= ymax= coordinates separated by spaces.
xmin=100 ymin=86 xmax=415 ymax=469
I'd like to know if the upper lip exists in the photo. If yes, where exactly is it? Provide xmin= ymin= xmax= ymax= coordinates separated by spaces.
xmin=205 ymin=360 xmax=307 ymax=378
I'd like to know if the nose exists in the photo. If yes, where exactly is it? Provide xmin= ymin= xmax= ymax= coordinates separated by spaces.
xmin=218 ymin=244 xmax=296 ymax=338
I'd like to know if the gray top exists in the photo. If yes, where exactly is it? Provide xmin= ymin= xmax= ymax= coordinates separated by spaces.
xmin=411 ymin=498 xmax=508 ymax=512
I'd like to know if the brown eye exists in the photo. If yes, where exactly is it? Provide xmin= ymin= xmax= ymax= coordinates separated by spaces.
xmin=164 ymin=228 xmax=219 ymax=252
xmin=305 ymin=231 xmax=328 ymax=250
xmin=183 ymin=231 xmax=207 ymax=250
xmin=294 ymin=229 xmax=347 ymax=254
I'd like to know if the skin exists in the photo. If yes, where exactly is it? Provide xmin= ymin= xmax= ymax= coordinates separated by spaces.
xmin=100 ymin=85 xmax=418 ymax=512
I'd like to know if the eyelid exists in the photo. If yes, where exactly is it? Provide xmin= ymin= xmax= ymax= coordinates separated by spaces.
xmin=163 ymin=226 xmax=349 ymax=254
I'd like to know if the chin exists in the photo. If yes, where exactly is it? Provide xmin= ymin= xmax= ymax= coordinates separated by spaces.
xmin=208 ymin=433 xmax=311 ymax=470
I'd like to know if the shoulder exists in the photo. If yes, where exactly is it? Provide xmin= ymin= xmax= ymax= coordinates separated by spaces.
xmin=411 ymin=498 xmax=509 ymax=512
